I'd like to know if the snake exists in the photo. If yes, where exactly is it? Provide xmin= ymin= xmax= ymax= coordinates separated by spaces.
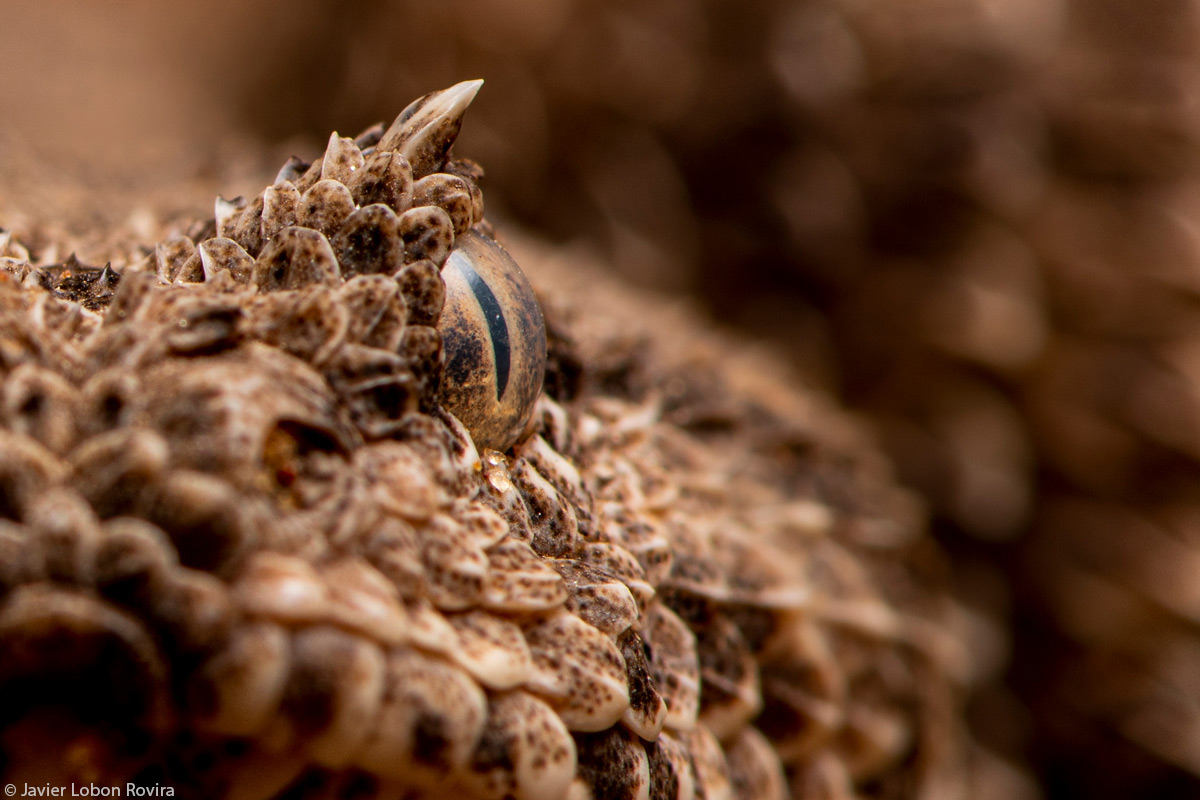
xmin=0 ymin=81 xmax=970 ymax=800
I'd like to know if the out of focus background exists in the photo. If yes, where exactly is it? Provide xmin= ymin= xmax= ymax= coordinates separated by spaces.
xmin=3 ymin=0 xmax=1200 ymax=796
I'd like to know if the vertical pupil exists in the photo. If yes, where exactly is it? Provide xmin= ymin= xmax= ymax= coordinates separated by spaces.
xmin=463 ymin=264 xmax=511 ymax=401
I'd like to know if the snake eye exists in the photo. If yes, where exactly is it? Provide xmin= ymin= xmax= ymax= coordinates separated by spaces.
xmin=437 ymin=229 xmax=546 ymax=452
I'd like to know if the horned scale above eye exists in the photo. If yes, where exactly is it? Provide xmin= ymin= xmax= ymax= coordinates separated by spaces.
xmin=189 ymin=79 xmax=546 ymax=451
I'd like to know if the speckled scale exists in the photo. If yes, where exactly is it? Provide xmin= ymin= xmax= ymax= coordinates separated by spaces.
xmin=322 ymin=344 xmax=419 ymax=439
xmin=347 ymin=150 xmax=414 ymax=212
xmin=579 ymin=542 xmax=656 ymax=614
xmin=169 ymin=251 xmax=205 ymax=284
xmin=478 ymin=453 xmax=534 ymax=532
xmin=332 ymin=204 xmax=406 ymax=277
xmin=549 ymin=558 xmax=640 ymax=637
xmin=319 ymin=133 xmax=366 ymax=185
xmin=454 ymin=500 xmax=511 ymax=549
xmin=659 ymin=523 xmax=730 ymax=605
xmin=139 ymin=470 xmax=259 ymax=577
xmin=267 ymin=625 xmax=386 ymax=768
xmin=69 ymin=427 xmax=169 ymax=519
xmin=353 ymin=122 xmax=384 ymax=151
xmin=392 ymin=412 xmax=478 ymax=496
xmin=198 ymin=237 xmax=255 ymax=284
xmin=711 ymin=526 xmax=810 ymax=610
xmin=159 ymin=293 xmax=245 ymax=355
xmin=356 ymin=647 xmax=487 ymax=783
xmin=100 ymin=267 xmax=156 ymax=327
xmin=355 ymin=515 xmax=426 ymax=600
xmin=642 ymin=602 xmax=701 ymax=732
xmin=321 ymin=558 xmax=412 ymax=646
xmin=393 ymin=258 xmax=444 ymax=325
xmin=618 ymin=628 xmax=668 ymax=742
xmin=230 ymin=193 xmax=266 ymax=255
xmin=299 ymin=179 xmax=357 ymax=238
xmin=249 ymin=287 xmax=349 ymax=364
xmin=462 ymin=689 xmax=576 ymax=800
xmin=416 ymin=513 xmax=488 ymax=611
xmin=353 ymin=441 xmax=442 ymax=523
xmin=253 ymin=226 xmax=341 ymax=291
xmin=840 ymin=703 xmax=913 ymax=780
xmin=754 ymin=624 xmax=845 ymax=763
xmin=398 ymin=323 xmax=444 ymax=413
xmin=116 ymin=285 xmax=205 ymax=348
xmin=599 ymin=512 xmax=674 ymax=588
xmin=214 ymin=195 xmax=246 ymax=236
xmin=0 ymin=522 xmax=31 ymax=592
xmin=787 ymin=751 xmax=859 ymax=800
xmin=482 ymin=537 xmax=568 ymax=613
xmin=646 ymin=733 xmax=695 ymax=800
xmin=289 ymin=154 xmax=325 ymax=194
xmin=0 ymin=431 xmax=66 ymax=522
xmin=261 ymin=182 xmax=302 ymax=242
xmin=574 ymin=727 xmax=651 ymax=800
xmin=445 ymin=157 xmax=486 ymax=226
xmin=413 ymin=173 xmax=475 ymax=236
xmin=30 ymin=291 xmax=102 ymax=346
xmin=402 ymin=594 xmax=459 ymax=655
xmin=511 ymin=459 xmax=583 ymax=558
xmin=680 ymin=726 xmax=733 ymax=800
xmin=155 ymin=235 xmax=198 ymax=282
xmin=445 ymin=608 xmax=533 ymax=690
xmin=520 ymin=434 xmax=589 ymax=511
xmin=0 ymin=438 xmax=62 ymax=532
xmin=272 ymin=464 xmax=372 ymax=559
xmin=523 ymin=612 xmax=631 ymax=732
xmin=532 ymin=395 xmax=573 ymax=456
xmin=398 ymin=205 xmax=455 ymax=266
xmin=336 ymin=275 xmax=408 ymax=351
xmin=694 ymin=614 xmax=762 ymax=742
xmin=274 ymin=155 xmax=310 ymax=187
xmin=0 ymin=295 xmax=66 ymax=372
